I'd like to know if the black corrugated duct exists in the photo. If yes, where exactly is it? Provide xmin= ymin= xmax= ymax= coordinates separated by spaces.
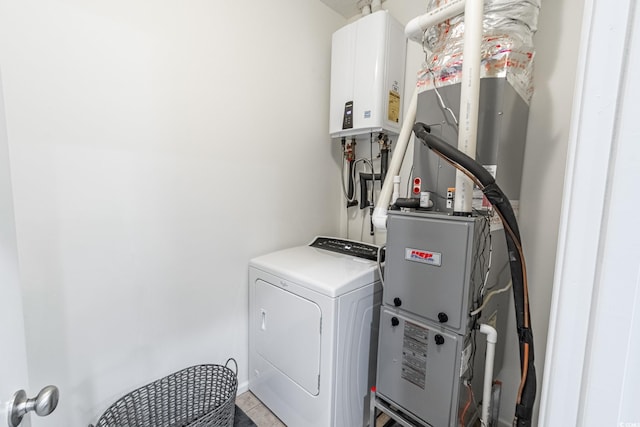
xmin=413 ymin=122 xmax=536 ymax=427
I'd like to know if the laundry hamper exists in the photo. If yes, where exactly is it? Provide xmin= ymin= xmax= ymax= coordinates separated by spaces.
xmin=89 ymin=359 xmax=238 ymax=427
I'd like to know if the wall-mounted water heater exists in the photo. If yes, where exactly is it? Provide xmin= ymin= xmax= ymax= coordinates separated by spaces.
xmin=329 ymin=11 xmax=406 ymax=139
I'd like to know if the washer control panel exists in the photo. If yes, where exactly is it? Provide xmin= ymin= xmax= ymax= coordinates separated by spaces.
xmin=310 ymin=237 xmax=379 ymax=261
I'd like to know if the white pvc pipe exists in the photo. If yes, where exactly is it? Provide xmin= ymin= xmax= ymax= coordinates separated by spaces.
xmin=372 ymin=88 xmax=419 ymax=230
xmin=479 ymin=324 xmax=497 ymax=426
xmin=392 ymin=175 xmax=401 ymax=205
xmin=404 ymin=0 xmax=466 ymax=42
xmin=379 ymin=0 xmax=483 ymax=225
xmin=453 ymin=0 xmax=484 ymax=214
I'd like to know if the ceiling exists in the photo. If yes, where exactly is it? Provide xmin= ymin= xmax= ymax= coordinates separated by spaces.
xmin=319 ymin=0 xmax=386 ymax=19
xmin=319 ymin=0 xmax=362 ymax=18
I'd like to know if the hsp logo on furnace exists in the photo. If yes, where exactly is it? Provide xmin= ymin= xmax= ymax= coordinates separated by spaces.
xmin=405 ymin=248 xmax=442 ymax=267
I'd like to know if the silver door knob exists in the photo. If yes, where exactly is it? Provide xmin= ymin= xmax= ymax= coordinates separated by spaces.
xmin=7 ymin=385 xmax=59 ymax=427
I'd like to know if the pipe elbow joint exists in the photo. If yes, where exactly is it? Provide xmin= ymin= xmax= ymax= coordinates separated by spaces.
xmin=372 ymin=207 xmax=388 ymax=230
xmin=480 ymin=324 xmax=498 ymax=344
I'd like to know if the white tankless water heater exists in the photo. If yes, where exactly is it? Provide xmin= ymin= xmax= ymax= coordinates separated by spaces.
xmin=329 ymin=10 xmax=406 ymax=139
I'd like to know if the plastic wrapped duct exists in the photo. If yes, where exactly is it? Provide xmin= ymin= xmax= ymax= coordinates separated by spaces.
xmin=417 ymin=0 xmax=541 ymax=103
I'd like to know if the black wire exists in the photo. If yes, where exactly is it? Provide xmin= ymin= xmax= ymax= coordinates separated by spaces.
xmin=413 ymin=122 xmax=537 ymax=427
xmin=467 ymin=326 xmax=478 ymax=382
xmin=467 ymin=217 xmax=489 ymax=383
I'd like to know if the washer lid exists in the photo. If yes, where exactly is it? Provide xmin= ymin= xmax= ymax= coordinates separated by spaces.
xmin=249 ymin=240 xmax=380 ymax=298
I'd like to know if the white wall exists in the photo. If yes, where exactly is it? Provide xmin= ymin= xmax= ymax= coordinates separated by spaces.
xmin=360 ymin=0 xmax=585 ymax=425
xmin=0 ymin=1 xmax=345 ymax=425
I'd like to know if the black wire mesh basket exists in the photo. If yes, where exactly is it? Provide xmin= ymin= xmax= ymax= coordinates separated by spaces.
xmin=89 ymin=359 xmax=238 ymax=427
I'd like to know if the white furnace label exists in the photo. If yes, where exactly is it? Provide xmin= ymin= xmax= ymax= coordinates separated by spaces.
xmin=401 ymin=321 xmax=428 ymax=389
xmin=405 ymin=248 xmax=442 ymax=267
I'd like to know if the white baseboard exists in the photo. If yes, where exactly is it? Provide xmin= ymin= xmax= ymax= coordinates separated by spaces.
xmin=236 ymin=379 xmax=249 ymax=395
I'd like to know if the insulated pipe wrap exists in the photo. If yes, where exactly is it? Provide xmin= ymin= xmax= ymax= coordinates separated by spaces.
xmin=418 ymin=0 xmax=542 ymax=103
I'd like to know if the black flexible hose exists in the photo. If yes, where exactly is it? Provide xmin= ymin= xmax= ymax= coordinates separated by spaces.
xmin=381 ymin=147 xmax=389 ymax=184
xmin=347 ymin=160 xmax=358 ymax=208
xmin=413 ymin=122 xmax=536 ymax=427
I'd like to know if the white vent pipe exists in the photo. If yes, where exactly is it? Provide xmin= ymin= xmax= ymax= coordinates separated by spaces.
xmin=454 ymin=0 xmax=483 ymax=214
xmin=479 ymin=324 xmax=498 ymax=425
xmin=372 ymin=88 xmax=418 ymax=230
xmin=405 ymin=0 xmax=467 ymax=42
xmin=391 ymin=175 xmax=401 ymax=204
xmin=373 ymin=0 xmax=484 ymax=228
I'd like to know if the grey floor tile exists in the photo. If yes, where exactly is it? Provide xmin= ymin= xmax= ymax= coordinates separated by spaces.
xmin=236 ymin=391 xmax=262 ymax=413
xmin=245 ymin=404 xmax=284 ymax=427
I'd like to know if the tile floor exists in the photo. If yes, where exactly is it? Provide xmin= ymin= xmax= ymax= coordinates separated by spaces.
xmin=236 ymin=391 xmax=485 ymax=427
xmin=236 ymin=391 xmax=286 ymax=427
xmin=235 ymin=391 xmax=392 ymax=427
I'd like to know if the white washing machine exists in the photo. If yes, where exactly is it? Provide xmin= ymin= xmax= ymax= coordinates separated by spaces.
xmin=248 ymin=237 xmax=382 ymax=427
